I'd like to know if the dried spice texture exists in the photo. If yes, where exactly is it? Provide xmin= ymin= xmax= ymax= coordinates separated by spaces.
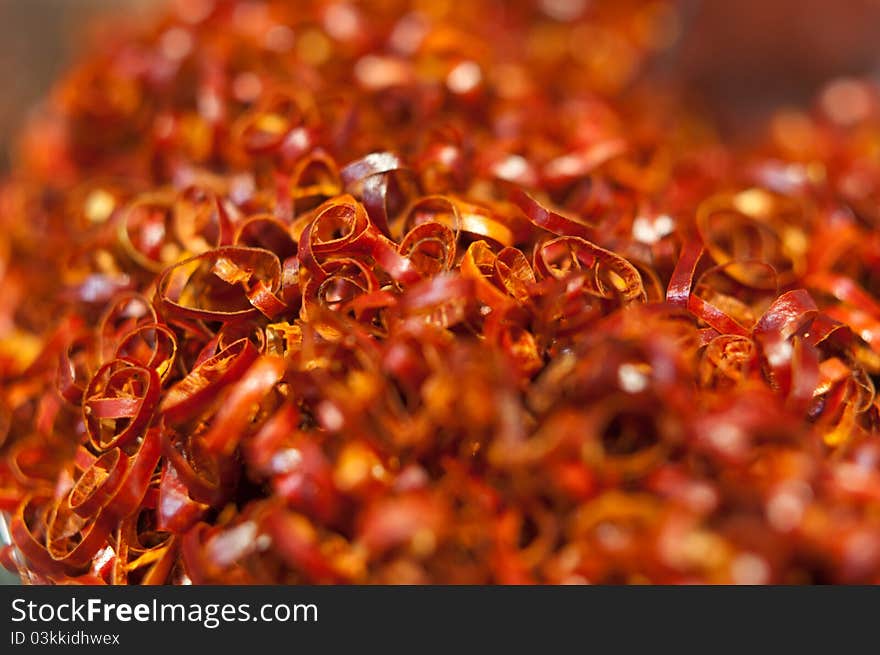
xmin=2 ymin=0 xmax=880 ymax=584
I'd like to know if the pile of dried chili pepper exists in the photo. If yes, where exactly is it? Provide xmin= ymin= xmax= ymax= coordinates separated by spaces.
xmin=2 ymin=0 xmax=880 ymax=584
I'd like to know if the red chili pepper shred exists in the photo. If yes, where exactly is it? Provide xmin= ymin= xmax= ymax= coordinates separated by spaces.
xmin=2 ymin=0 xmax=880 ymax=584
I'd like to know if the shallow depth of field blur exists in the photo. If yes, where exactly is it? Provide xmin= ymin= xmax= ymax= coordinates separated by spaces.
xmin=0 ymin=0 xmax=878 ymax=585
xmin=2 ymin=0 xmax=880 ymax=171
xmin=0 ymin=0 xmax=152 ymax=585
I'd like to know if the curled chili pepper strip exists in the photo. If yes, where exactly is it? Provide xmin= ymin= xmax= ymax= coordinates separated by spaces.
xmin=299 ymin=194 xmax=421 ymax=286
xmin=57 ymin=332 xmax=99 ymax=406
xmin=287 ymin=150 xmax=343 ymax=215
xmin=700 ymin=334 xmax=758 ymax=388
xmin=45 ymin=499 xmax=114 ymax=569
xmin=114 ymin=323 xmax=178 ymax=383
xmin=10 ymin=496 xmax=71 ymax=577
xmin=173 ymin=187 xmax=235 ymax=255
xmin=510 ymin=188 xmax=597 ymax=241
xmin=98 ymin=293 xmax=157 ymax=364
xmin=201 ymin=355 xmax=286 ymax=456
xmin=341 ymin=152 xmax=410 ymax=237
xmin=68 ymin=448 xmax=128 ymax=518
xmin=83 ymin=360 xmax=160 ymax=451
xmin=159 ymin=337 xmax=259 ymax=424
xmin=161 ymin=428 xmax=232 ymax=507
xmin=494 ymin=246 xmax=536 ymax=303
xmin=687 ymin=294 xmax=751 ymax=337
xmin=754 ymin=289 xmax=819 ymax=342
xmin=157 ymin=246 xmax=284 ymax=321
xmin=666 ymin=238 xmax=703 ymax=308
xmin=399 ymin=221 xmax=457 ymax=277
xmin=535 ymin=237 xmax=647 ymax=304
xmin=101 ymin=425 xmax=162 ymax=520
xmin=118 ymin=193 xmax=179 ymax=273
xmin=112 ymin=513 xmax=178 ymax=585
xmin=157 ymin=459 xmax=207 ymax=534
xmin=460 ymin=240 xmax=515 ymax=309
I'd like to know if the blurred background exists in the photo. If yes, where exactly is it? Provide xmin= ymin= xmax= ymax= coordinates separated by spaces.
xmin=671 ymin=0 xmax=880 ymax=134
xmin=0 ymin=0 xmax=156 ymax=588
xmin=2 ymin=0 xmax=880 ymax=169
xmin=0 ymin=0 xmax=879 ymax=585
xmin=0 ymin=0 xmax=154 ymax=171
